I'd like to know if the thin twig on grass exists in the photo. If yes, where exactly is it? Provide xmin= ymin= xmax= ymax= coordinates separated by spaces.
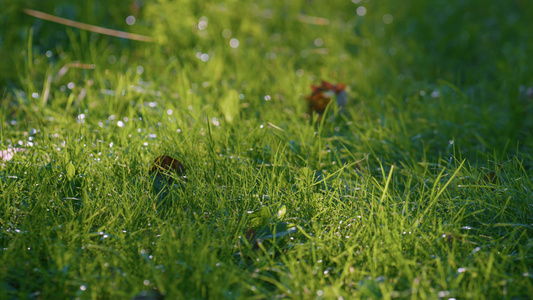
xmin=23 ymin=8 xmax=155 ymax=42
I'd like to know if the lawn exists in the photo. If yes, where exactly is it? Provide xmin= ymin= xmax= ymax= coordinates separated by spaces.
xmin=1 ymin=0 xmax=533 ymax=299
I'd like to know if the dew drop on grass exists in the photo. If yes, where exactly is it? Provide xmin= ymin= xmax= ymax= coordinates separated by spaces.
xmin=230 ymin=38 xmax=239 ymax=48
xmin=438 ymin=291 xmax=450 ymax=297
xmin=126 ymin=15 xmax=136 ymax=25
xmin=382 ymin=14 xmax=393 ymax=24
xmin=198 ymin=16 xmax=208 ymax=30
xmin=222 ymin=29 xmax=232 ymax=38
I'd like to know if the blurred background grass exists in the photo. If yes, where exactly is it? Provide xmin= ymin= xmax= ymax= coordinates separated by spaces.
xmin=1 ymin=0 xmax=532 ymax=164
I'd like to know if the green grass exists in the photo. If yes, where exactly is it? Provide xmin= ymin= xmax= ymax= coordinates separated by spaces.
xmin=1 ymin=0 xmax=533 ymax=299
